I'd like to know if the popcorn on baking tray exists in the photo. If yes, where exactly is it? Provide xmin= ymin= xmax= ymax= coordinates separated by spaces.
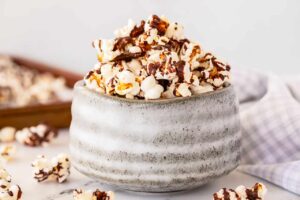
xmin=0 ymin=56 xmax=70 ymax=108
xmin=84 ymin=15 xmax=231 ymax=99
xmin=0 ymin=167 xmax=22 ymax=200
xmin=31 ymin=153 xmax=70 ymax=183
xmin=213 ymin=183 xmax=267 ymax=200
xmin=73 ymin=188 xmax=114 ymax=200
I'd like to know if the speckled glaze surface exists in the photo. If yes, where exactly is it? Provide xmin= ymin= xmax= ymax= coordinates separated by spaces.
xmin=70 ymin=81 xmax=241 ymax=192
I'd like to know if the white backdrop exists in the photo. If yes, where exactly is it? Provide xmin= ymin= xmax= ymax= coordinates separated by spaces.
xmin=1 ymin=0 xmax=300 ymax=74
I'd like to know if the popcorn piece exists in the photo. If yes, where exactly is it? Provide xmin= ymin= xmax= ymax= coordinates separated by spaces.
xmin=114 ymin=19 xmax=136 ymax=38
xmin=73 ymin=188 xmax=114 ymax=200
xmin=213 ymin=183 xmax=267 ymax=200
xmin=0 ymin=167 xmax=22 ymax=200
xmin=148 ymin=15 xmax=169 ymax=35
xmin=0 ymin=145 xmax=16 ymax=162
xmin=15 ymin=123 xmax=58 ymax=147
xmin=0 ymin=127 xmax=16 ymax=142
xmin=85 ymin=15 xmax=231 ymax=100
xmin=176 ymin=83 xmax=192 ymax=97
xmin=115 ymin=70 xmax=140 ymax=97
xmin=0 ymin=168 xmax=11 ymax=187
xmin=0 ymin=185 xmax=22 ymax=200
xmin=141 ymin=76 xmax=164 ymax=99
xmin=31 ymin=153 xmax=70 ymax=183
xmin=52 ymin=154 xmax=71 ymax=183
xmin=235 ymin=183 xmax=267 ymax=200
xmin=165 ymin=22 xmax=184 ymax=40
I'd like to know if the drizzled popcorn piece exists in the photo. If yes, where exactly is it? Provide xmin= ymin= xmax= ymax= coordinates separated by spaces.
xmin=0 ymin=145 xmax=16 ymax=162
xmin=141 ymin=76 xmax=164 ymax=99
xmin=165 ymin=22 xmax=184 ymax=40
xmin=31 ymin=153 xmax=70 ymax=183
xmin=115 ymin=70 xmax=140 ymax=99
xmin=73 ymin=188 xmax=114 ymax=200
xmin=0 ymin=127 xmax=16 ymax=142
xmin=0 ymin=56 xmax=70 ymax=108
xmin=213 ymin=183 xmax=267 ymax=200
xmin=176 ymin=83 xmax=191 ymax=97
xmin=52 ymin=153 xmax=71 ymax=183
xmin=84 ymin=15 xmax=231 ymax=100
xmin=0 ymin=167 xmax=22 ymax=200
xmin=0 ymin=185 xmax=22 ymax=200
xmin=15 ymin=123 xmax=58 ymax=147
xmin=0 ymin=168 xmax=11 ymax=187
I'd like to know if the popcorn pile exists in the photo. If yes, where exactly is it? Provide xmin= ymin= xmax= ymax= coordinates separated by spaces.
xmin=73 ymin=189 xmax=114 ymax=200
xmin=213 ymin=183 xmax=267 ymax=200
xmin=31 ymin=154 xmax=70 ymax=183
xmin=84 ymin=15 xmax=230 ymax=99
xmin=0 ymin=56 xmax=70 ymax=108
xmin=15 ymin=123 xmax=58 ymax=147
xmin=0 ymin=167 xmax=22 ymax=200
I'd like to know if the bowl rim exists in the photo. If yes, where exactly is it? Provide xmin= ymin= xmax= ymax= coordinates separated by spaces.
xmin=74 ymin=80 xmax=234 ymax=104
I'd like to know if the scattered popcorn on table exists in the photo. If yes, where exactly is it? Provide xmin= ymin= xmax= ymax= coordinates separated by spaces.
xmin=0 ymin=56 xmax=71 ymax=108
xmin=31 ymin=153 xmax=70 ymax=183
xmin=213 ymin=183 xmax=267 ymax=200
xmin=15 ymin=123 xmax=58 ymax=147
xmin=0 ymin=167 xmax=22 ymax=200
xmin=84 ymin=15 xmax=231 ymax=100
xmin=73 ymin=188 xmax=114 ymax=200
xmin=0 ymin=168 xmax=11 ymax=186
xmin=0 ymin=127 xmax=16 ymax=143
xmin=0 ymin=145 xmax=16 ymax=162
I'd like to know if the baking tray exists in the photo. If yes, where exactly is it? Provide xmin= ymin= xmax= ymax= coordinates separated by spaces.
xmin=0 ymin=55 xmax=82 ymax=129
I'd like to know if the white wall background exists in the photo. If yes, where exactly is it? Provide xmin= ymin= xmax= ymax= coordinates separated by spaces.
xmin=1 ymin=0 xmax=300 ymax=75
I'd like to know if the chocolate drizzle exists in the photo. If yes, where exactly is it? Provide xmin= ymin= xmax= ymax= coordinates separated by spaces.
xmin=150 ymin=15 xmax=169 ymax=35
xmin=17 ymin=187 xmax=22 ymax=200
xmin=93 ymin=189 xmax=110 ymax=200
xmin=113 ymin=37 xmax=134 ymax=51
xmin=157 ymin=79 xmax=170 ymax=91
xmin=130 ymin=20 xmax=145 ymax=38
xmin=85 ymin=70 xmax=94 ymax=79
xmin=112 ymin=52 xmax=145 ymax=62
xmin=167 ymin=39 xmax=189 ymax=53
xmin=175 ymin=60 xmax=185 ymax=82
xmin=147 ymin=62 xmax=161 ymax=75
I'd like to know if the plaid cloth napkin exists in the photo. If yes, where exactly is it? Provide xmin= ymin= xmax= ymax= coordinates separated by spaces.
xmin=232 ymin=69 xmax=300 ymax=195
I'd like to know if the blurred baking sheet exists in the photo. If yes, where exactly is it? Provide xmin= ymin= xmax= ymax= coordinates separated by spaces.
xmin=0 ymin=55 xmax=82 ymax=129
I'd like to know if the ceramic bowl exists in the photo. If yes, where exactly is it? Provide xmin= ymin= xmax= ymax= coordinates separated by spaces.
xmin=69 ymin=81 xmax=240 ymax=192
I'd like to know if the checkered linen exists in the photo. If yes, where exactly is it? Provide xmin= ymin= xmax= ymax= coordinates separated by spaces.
xmin=232 ymin=69 xmax=300 ymax=195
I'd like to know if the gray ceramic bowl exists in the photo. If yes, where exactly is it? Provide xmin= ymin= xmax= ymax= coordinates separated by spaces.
xmin=70 ymin=81 xmax=240 ymax=192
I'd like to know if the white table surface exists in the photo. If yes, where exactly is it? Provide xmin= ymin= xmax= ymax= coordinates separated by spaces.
xmin=4 ymin=130 xmax=299 ymax=200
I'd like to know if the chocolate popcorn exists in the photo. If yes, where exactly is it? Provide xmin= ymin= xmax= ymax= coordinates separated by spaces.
xmin=0 ymin=127 xmax=16 ymax=143
xmin=85 ymin=15 xmax=231 ymax=99
xmin=15 ymin=123 xmax=58 ymax=147
xmin=0 ymin=167 xmax=22 ymax=200
xmin=31 ymin=153 xmax=70 ymax=183
xmin=73 ymin=188 xmax=114 ymax=200
xmin=0 ymin=56 xmax=70 ymax=108
xmin=0 ymin=145 xmax=16 ymax=162
xmin=213 ymin=183 xmax=267 ymax=200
